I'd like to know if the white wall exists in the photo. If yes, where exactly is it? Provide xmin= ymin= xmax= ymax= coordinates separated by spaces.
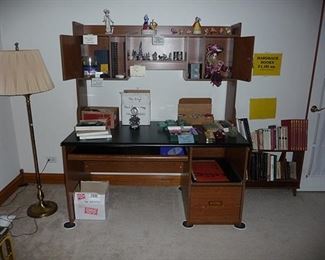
xmin=0 ymin=0 xmax=322 ymax=184
xmin=0 ymin=23 xmax=20 ymax=190
xmin=0 ymin=96 xmax=20 ymax=190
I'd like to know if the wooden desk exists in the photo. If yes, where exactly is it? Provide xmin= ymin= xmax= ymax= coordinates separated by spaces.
xmin=61 ymin=122 xmax=250 ymax=228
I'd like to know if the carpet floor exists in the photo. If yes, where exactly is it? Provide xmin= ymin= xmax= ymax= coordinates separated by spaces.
xmin=1 ymin=184 xmax=325 ymax=260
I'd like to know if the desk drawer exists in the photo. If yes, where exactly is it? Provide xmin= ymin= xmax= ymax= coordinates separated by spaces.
xmin=189 ymin=185 xmax=242 ymax=224
xmin=85 ymin=160 xmax=186 ymax=173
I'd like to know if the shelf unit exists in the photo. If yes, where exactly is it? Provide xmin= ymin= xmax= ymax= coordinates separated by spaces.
xmin=60 ymin=21 xmax=254 ymax=123
xmin=246 ymin=150 xmax=305 ymax=196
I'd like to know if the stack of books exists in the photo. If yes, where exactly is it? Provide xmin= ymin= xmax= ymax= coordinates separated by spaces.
xmin=75 ymin=120 xmax=112 ymax=140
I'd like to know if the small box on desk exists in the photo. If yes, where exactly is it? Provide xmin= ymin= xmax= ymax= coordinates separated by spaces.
xmin=74 ymin=181 xmax=109 ymax=220
xmin=81 ymin=106 xmax=119 ymax=129
xmin=178 ymin=98 xmax=214 ymax=125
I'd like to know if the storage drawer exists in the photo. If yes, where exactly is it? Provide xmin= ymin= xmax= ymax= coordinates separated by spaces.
xmin=189 ymin=185 xmax=242 ymax=224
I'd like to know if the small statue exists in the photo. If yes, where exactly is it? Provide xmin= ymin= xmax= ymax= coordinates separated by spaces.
xmin=129 ymin=107 xmax=140 ymax=130
xmin=143 ymin=14 xmax=149 ymax=30
xmin=192 ymin=16 xmax=202 ymax=35
xmin=103 ymin=9 xmax=114 ymax=34
xmin=152 ymin=52 xmax=158 ymax=61
xmin=149 ymin=19 xmax=158 ymax=31
xmin=204 ymin=44 xmax=229 ymax=87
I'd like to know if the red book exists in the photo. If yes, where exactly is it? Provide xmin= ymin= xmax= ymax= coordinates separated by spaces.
xmin=192 ymin=161 xmax=229 ymax=182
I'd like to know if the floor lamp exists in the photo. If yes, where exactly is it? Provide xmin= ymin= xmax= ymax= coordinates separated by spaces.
xmin=0 ymin=43 xmax=57 ymax=218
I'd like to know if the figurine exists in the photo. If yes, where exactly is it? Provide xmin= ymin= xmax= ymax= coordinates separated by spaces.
xmin=192 ymin=16 xmax=202 ymax=35
xmin=149 ymin=19 xmax=158 ymax=31
xmin=143 ymin=14 xmax=149 ymax=30
xmin=204 ymin=44 xmax=229 ymax=87
xmin=152 ymin=52 xmax=158 ymax=61
xmin=103 ymin=9 xmax=114 ymax=34
xmin=129 ymin=107 xmax=140 ymax=129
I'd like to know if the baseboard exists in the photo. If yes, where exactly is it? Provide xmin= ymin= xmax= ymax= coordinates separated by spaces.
xmin=0 ymin=171 xmax=180 ymax=205
xmin=23 ymin=172 xmax=64 ymax=184
xmin=0 ymin=169 xmax=26 ymax=205
xmin=22 ymin=172 xmax=181 ymax=186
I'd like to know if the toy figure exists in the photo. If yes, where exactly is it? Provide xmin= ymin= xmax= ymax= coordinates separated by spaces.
xmin=103 ymin=9 xmax=114 ymax=34
xmin=143 ymin=14 xmax=149 ymax=30
xmin=149 ymin=19 xmax=158 ymax=31
xmin=129 ymin=107 xmax=140 ymax=129
xmin=204 ymin=44 xmax=229 ymax=87
xmin=192 ymin=16 xmax=202 ymax=35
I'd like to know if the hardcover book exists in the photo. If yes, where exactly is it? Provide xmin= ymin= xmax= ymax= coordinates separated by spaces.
xmin=75 ymin=120 xmax=107 ymax=131
xmin=192 ymin=161 xmax=229 ymax=182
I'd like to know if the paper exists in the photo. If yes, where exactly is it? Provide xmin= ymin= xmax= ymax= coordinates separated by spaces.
xmin=91 ymin=78 xmax=104 ymax=87
xmin=178 ymin=134 xmax=195 ymax=144
xmin=121 ymin=90 xmax=151 ymax=125
xmin=253 ymin=53 xmax=282 ymax=76
xmin=249 ymin=98 xmax=277 ymax=119
xmin=83 ymin=34 xmax=98 ymax=45
xmin=130 ymin=65 xmax=146 ymax=77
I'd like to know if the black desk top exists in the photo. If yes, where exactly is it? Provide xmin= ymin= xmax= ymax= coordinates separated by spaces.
xmin=61 ymin=121 xmax=250 ymax=148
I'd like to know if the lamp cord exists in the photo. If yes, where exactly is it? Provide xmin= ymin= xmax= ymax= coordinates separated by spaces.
xmin=0 ymin=158 xmax=50 ymax=237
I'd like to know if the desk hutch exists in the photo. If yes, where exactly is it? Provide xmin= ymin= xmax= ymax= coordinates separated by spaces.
xmin=60 ymin=21 xmax=254 ymax=228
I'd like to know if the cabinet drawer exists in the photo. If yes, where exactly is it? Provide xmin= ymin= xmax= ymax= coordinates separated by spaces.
xmin=189 ymin=186 xmax=242 ymax=224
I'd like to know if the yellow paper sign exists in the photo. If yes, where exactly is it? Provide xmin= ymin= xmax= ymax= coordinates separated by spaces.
xmin=249 ymin=98 xmax=277 ymax=119
xmin=253 ymin=53 xmax=282 ymax=76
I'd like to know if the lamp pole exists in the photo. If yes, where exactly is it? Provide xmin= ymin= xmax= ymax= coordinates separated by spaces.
xmin=25 ymin=94 xmax=57 ymax=218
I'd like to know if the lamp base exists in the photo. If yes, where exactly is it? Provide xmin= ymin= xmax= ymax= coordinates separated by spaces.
xmin=27 ymin=200 xmax=58 ymax=218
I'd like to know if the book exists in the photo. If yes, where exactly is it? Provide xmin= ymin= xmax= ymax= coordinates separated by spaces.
xmin=192 ymin=161 xmax=229 ymax=182
xmin=76 ymin=129 xmax=111 ymax=137
xmin=79 ymin=134 xmax=112 ymax=140
xmin=281 ymin=119 xmax=308 ymax=151
xmin=75 ymin=120 xmax=107 ymax=131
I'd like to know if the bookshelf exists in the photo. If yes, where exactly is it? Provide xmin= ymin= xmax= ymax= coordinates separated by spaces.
xmin=243 ymin=119 xmax=307 ymax=196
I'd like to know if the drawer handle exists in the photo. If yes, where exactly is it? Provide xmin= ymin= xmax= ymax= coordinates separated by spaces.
xmin=208 ymin=201 xmax=223 ymax=207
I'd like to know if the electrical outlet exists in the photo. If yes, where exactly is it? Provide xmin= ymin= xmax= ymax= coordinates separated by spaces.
xmin=46 ymin=156 xmax=57 ymax=163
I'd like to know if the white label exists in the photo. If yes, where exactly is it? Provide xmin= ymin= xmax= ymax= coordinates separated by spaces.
xmin=152 ymin=35 xmax=164 ymax=45
xmin=130 ymin=65 xmax=146 ymax=77
xmin=91 ymin=78 xmax=103 ymax=87
xmin=83 ymin=34 xmax=98 ymax=45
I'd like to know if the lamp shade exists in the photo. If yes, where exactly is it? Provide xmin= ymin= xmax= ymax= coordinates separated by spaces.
xmin=0 ymin=50 xmax=54 ymax=96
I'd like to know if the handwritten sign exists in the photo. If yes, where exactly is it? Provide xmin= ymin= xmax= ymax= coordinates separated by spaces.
xmin=121 ymin=90 xmax=151 ymax=125
xmin=253 ymin=53 xmax=282 ymax=76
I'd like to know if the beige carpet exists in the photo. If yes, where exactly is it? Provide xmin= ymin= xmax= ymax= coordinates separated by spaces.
xmin=2 ymin=184 xmax=325 ymax=260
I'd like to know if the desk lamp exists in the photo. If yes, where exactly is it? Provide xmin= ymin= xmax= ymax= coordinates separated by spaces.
xmin=0 ymin=43 xmax=57 ymax=218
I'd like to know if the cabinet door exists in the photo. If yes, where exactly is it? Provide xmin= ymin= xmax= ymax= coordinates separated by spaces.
xmin=60 ymin=35 xmax=82 ymax=80
xmin=232 ymin=36 xmax=255 ymax=82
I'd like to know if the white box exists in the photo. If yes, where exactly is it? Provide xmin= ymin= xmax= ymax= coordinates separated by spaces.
xmin=121 ymin=89 xmax=151 ymax=125
xmin=74 ymin=181 xmax=109 ymax=220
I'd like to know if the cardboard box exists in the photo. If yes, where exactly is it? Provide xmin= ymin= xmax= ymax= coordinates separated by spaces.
xmin=178 ymin=98 xmax=214 ymax=125
xmin=81 ymin=106 xmax=119 ymax=129
xmin=121 ymin=90 xmax=151 ymax=125
xmin=74 ymin=181 xmax=109 ymax=220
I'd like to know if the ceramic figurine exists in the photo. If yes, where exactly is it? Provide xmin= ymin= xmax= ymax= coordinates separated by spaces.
xmin=103 ymin=9 xmax=114 ymax=34
xmin=192 ymin=16 xmax=202 ymax=35
xmin=129 ymin=107 xmax=140 ymax=129
xmin=149 ymin=19 xmax=158 ymax=31
xmin=204 ymin=44 xmax=229 ymax=87
xmin=143 ymin=14 xmax=149 ymax=30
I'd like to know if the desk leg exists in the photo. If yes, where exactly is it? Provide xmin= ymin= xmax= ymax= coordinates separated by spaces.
xmin=62 ymin=146 xmax=86 ymax=229
xmin=182 ymin=221 xmax=193 ymax=228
